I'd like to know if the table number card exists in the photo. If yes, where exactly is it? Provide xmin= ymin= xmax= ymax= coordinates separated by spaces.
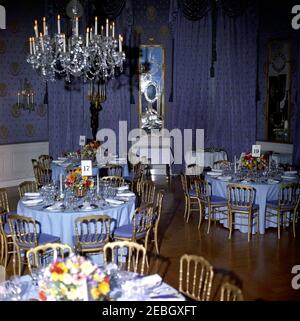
xmin=252 ymin=145 xmax=261 ymax=157
xmin=79 ymin=135 xmax=86 ymax=146
xmin=81 ymin=160 xmax=92 ymax=176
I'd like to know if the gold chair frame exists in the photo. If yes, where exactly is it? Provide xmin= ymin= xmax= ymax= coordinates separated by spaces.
xmin=179 ymin=254 xmax=214 ymax=301
xmin=265 ymin=183 xmax=300 ymax=239
xmin=220 ymin=282 xmax=244 ymax=301
xmin=152 ymin=190 xmax=164 ymax=254
xmin=26 ymin=243 xmax=73 ymax=275
xmin=194 ymin=179 xmax=227 ymax=233
xmin=103 ymin=240 xmax=146 ymax=275
xmin=18 ymin=181 xmax=38 ymax=198
xmin=139 ymin=180 xmax=156 ymax=206
xmin=103 ymin=164 xmax=123 ymax=177
xmin=74 ymin=215 xmax=111 ymax=255
xmin=38 ymin=154 xmax=53 ymax=171
xmin=101 ymin=176 xmax=125 ymax=187
xmin=227 ymin=184 xmax=259 ymax=242
xmin=33 ymin=164 xmax=52 ymax=187
xmin=213 ymin=160 xmax=231 ymax=169
xmin=0 ymin=264 xmax=5 ymax=283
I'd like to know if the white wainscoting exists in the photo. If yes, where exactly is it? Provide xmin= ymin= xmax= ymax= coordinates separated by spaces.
xmin=0 ymin=142 xmax=49 ymax=188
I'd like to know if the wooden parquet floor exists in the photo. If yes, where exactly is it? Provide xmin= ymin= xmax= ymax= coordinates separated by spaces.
xmin=5 ymin=175 xmax=300 ymax=301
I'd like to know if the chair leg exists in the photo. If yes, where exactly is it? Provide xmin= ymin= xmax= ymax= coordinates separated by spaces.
xmin=154 ymin=226 xmax=159 ymax=254
xmin=184 ymin=195 xmax=188 ymax=219
xmin=198 ymin=200 xmax=202 ymax=230
xmin=293 ymin=209 xmax=296 ymax=238
xmin=207 ymin=206 xmax=212 ymax=234
xmin=277 ymin=211 xmax=281 ymax=240
xmin=229 ymin=210 xmax=232 ymax=239
xmin=248 ymin=214 xmax=251 ymax=242
xmin=186 ymin=198 xmax=191 ymax=223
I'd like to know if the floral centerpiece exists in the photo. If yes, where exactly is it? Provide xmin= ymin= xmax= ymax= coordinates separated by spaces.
xmin=240 ymin=152 xmax=268 ymax=170
xmin=38 ymin=255 xmax=116 ymax=301
xmin=81 ymin=141 xmax=100 ymax=161
xmin=65 ymin=168 xmax=94 ymax=196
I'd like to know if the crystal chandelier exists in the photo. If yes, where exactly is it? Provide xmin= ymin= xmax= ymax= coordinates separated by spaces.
xmin=27 ymin=15 xmax=125 ymax=82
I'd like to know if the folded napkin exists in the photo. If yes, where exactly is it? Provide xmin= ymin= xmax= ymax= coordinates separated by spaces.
xmin=46 ymin=202 xmax=64 ymax=210
xmin=24 ymin=192 xmax=41 ymax=197
xmin=138 ymin=274 xmax=162 ymax=288
xmin=22 ymin=198 xmax=43 ymax=205
xmin=116 ymin=192 xmax=135 ymax=197
xmin=105 ymin=199 xmax=124 ymax=205
xmin=117 ymin=186 xmax=129 ymax=191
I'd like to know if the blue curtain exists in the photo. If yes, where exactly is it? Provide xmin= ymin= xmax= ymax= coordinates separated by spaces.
xmin=213 ymin=4 xmax=258 ymax=160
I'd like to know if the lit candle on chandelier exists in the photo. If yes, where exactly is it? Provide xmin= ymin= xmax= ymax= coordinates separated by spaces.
xmin=32 ymin=37 xmax=36 ymax=54
xmin=106 ymin=19 xmax=109 ymax=37
xmin=57 ymin=15 xmax=61 ymax=34
xmin=34 ymin=20 xmax=38 ymax=38
xmin=95 ymin=16 xmax=98 ymax=35
xmin=29 ymin=37 xmax=33 ymax=54
xmin=40 ymin=33 xmax=44 ymax=51
xmin=110 ymin=25 xmax=112 ymax=37
xmin=119 ymin=35 xmax=122 ymax=52
xmin=27 ymin=94 xmax=30 ymax=105
xmin=17 ymin=92 xmax=20 ymax=105
xmin=63 ymin=34 xmax=66 ymax=52
xmin=75 ymin=17 xmax=79 ymax=36
xmin=31 ymin=93 xmax=34 ymax=104
xmin=45 ymin=26 xmax=48 ymax=36
xmin=112 ymin=22 xmax=115 ymax=38
xmin=86 ymin=27 xmax=89 ymax=46
xmin=101 ymin=25 xmax=104 ymax=36
xmin=43 ymin=17 xmax=46 ymax=35
xmin=90 ymin=27 xmax=93 ymax=40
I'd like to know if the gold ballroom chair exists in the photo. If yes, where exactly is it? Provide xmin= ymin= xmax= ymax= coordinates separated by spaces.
xmin=227 ymin=184 xmax=259 ymax=242
xmin=138 ymin=180 xmax=156 ymax=206
xmin=26 ymin=243 xmax=73 ymax=275
xmin=179 ymin=254 xmax=214 ymax=301
xmin=220 ymin=282 xmax=244 ymax=301
xmin=74 ymin=215 xmax=111 ymax=257
xmin=101 ymin=176 xmax=125 ymax=187
xmin=103 ymin=241 xmax=146 ymax=275
xmin=18 ymin=181 xmax=38 ymax=198
xmin=152 ymin=190 xmax=164 ymax=254
xmin=265 ymin=183 xmax=300 ymax=239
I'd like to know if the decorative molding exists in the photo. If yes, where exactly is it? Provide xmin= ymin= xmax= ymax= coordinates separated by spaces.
xmin=0 ymin=141 xmax=49 ymax=187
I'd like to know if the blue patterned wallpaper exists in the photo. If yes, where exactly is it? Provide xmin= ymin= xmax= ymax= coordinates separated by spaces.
xmin=0 ymin=1 xmax=48 ymax=144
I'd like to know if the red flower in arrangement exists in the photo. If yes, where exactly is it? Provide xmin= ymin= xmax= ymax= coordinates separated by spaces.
xmin=38 ymin=290 xmax=47 ymax=301
xmin=50 ymin=262 xmax=65 ymax=274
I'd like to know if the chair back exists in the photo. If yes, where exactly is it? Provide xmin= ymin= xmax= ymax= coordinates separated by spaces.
xmin=179 ymin=254 xmax=214 ymax=301
xmin=133 ymin=162 xmax=144 ymax=180
xmin=0 ymin=265 xmax=5 ymax=283
xmin=132 ymin=204 xmax=154 ymax=240
xmin=8 ymin=214 xmax=40 ymax=248
xmin=18 ymin=181 xmax=38 ymax=198
xmin=38 ymin=155 xmax=53 ymax=170
xmin=0 ymin=188 xmax=10 ymax=226
xmin=26 ymin=243 xmax=73 ymax=275
xmin=154 ymin=190 xmax=164 ymax=222
xmin=106 ymin=164 xmax=123 ymax=177
xmin=103 ymin=241 xmax=146 ymax=275
xmin=74 ymin=215 xmax=111 ymax=251
xmin=33 ymin=164 xmax=52 ymax=187
xmin=194 ymin=179 xmax=212 ymax=203
xmin=220 ymin=282 xmax=244 ymax=301
xmin=180 ymin=174 xmax=189 ymax=194
xmin=102 ymin=176 xmax=125 ymax=187
xmin=213 ymin=160 xmax=231 ymax=170
xmin=0 ymin=233 xmax=5 ymax=266
xmin=227 ymin=184 xmax=255 ymax=211
xmin=277 ymin=183 xmax=300 ymax=209
xmin=139 ymin=180 xmax=155 ymax=205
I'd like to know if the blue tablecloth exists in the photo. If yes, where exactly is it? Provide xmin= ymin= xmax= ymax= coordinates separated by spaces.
xmin=206 ymin=177 xmax=291 ymax=234
xmin=51 ymin=162 xmax=129 ymax=183
xmin=17 ymin=199 xmax=135 ymax=246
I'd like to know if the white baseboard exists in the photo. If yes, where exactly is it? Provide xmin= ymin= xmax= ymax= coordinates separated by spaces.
xmin=0 ymin=141 xmax=49 ymax=188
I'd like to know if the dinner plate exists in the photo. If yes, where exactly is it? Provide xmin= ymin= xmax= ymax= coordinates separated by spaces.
xmin=217 ymin=176 xmax=232 ymax=181
xmin=52 ymin=160 xmax=65 ymax=164
xmin=206 ymin=172 xmax=222 ymax=177
xmin=22 ymin=199 xmax=43 ymax=206
xmin=105 ymin=199 xmax=124 ymax=205
xmin=267 ymin=179 xmax=280 ymax=184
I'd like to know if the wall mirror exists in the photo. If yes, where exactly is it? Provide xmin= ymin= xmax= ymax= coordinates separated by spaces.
xmin=265 ymin=39 xmax=292 ymax=143
xmin=139 ymin=45 xmax=164 ymax=133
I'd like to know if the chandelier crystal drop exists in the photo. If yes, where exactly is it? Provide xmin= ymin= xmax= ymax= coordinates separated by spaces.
xmin=27 ymin=16 xmax=126 ymax=82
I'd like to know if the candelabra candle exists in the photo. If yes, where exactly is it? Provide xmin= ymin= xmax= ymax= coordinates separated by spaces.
xmin=112 ymin=22 xmax=115 ymax=38
xmin=29 ymin=37 xmax=32 ymax=54
xmin=95 ymin=17 xmax=98 ymax=35
xmin=45 ymin=26 xmax=48 ymax=36
xmin=86 ymin=28 xmax=89 ymax=46
xmin=75 ymin=17 xmax=79 ymax=36
xmin=106 ymin=19 xmax=109 ymax=37
xmin=57 ymin=15 xmax=61 ymax=34
xmin=90 ymin=27 xmax=93 ymax=40
xmin=43 ymin=17 xmax=46 ymax=35
xmin=17 ymin=92 xmax=20 ymax=105
xmin=31 ymin=93 xmax=34 ymax=104
xmin=101 ymin=25 xmax=104 ymax=36
xmin=27 ymin=94 xmax=30 ymax=105
xmin=110 ymin=25 xmax=112 ymax=37
xmin=34 ymin=20 xmax=38 ymax=37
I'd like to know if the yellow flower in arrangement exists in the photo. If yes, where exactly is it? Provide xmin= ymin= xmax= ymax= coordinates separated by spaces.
xmin=38 ymin=255 xmax=115 ymax=301
xmin=65 ymin=168 xmax=94 ymax=191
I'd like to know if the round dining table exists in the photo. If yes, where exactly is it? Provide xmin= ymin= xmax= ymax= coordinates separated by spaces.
xmin=17 ymin=198 xmax=135 ymax=247
xmin=206 ymin=176 xmax=297 ymax=234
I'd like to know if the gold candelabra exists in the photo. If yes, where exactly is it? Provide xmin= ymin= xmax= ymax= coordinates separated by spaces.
xmin=88 ymin=80 xmax=107 ymax=109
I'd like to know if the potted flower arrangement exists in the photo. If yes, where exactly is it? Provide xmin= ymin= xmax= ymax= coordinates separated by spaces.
xmin=240 ymin=152 xmax=268 ymax=171
xmin=38 ymin=255 xmax=113 ymax=301
xmin=81 ymin=141 xmax=100 ymax=161
xmin=65 ymin=168 xmax=94 ymax=197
